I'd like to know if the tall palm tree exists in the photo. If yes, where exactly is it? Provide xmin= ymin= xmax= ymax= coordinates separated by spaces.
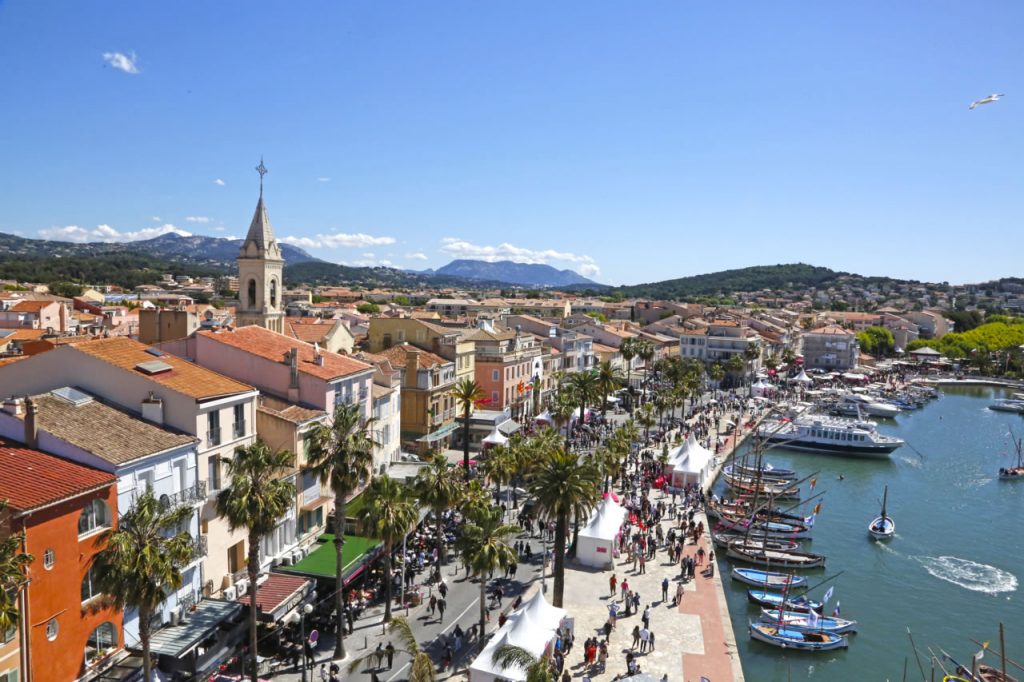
xmin=636 ymin=339 xmax=656 ymax=394
xmin=306 ymin=402 xmax=379 ymax=660
xmin=347 ymin=616 xmax=436 ymax=682
xmin=709 ymin=362 xmax=726 ymax=389
xmin=457 ymin=506 xmax=518 ymax=649
xmin=0 ymin=502 xmax=31 ymax=635
xmin=452 ymin=378 xmax=485 ymax=482
xmin=548 ymin=391 xmax=576 ymax=444
xmin=619 ymin=337 xmax=639 ymax=412
xmin=596 ymin=360 xmax=625 ymax=417
xmin=635 ymin=403 xmax=657 ymax=443
xmin=480 ymin=445 xmax=517 ymax=509
xmin=567 ymin=370 xmax=600 ymax=427
xmin=413 ymin=452 xmax=463 ymax=575
xmin=491 ymin=644 xmax=553 ymax=682
xmin=358 ymin=476 xmax=417 ymax=623
xmin=216 ymin=440 xmax=296 ymax=682
xmin=90 ymin=489 xmax=193 ymax=682
xmin=725 ymin=354 xmax=746 ymax=387
xmin=527 ymin=441 xmax=601 ymax=606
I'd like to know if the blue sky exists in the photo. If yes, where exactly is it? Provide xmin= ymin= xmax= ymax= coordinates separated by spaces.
xmin=0 ymin=2 xmax=1021 ymax=286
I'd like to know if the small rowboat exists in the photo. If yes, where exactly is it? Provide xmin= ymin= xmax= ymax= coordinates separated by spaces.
xmin=715 ymin=517 xmax=812 ymax=540
xmin=726 ymin=544 xmax=826 ymax=569
xmin=868 ymin=485 xmax=895 ymax=540
xmin=747 ymin=589 xmax=823 ymax=613
xmin=732 ymin=568 xmax=807 ymax=589
xmin=724 ymin=463 xmax=797 ymax=482
xmin=760 ymin=609 xmax=858 ymax=634
xmin=749 ymin=622 xmax=848 ymax=651
xmin=712 ymin=533 xmax=799 ymax=551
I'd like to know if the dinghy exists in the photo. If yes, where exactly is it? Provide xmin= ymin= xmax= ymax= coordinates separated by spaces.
xmin=747 ymin=589 xmax=823 ymax=613
xmin=727 ymin=544 xmax=826 ymax=569
xmin=732 ymin=568 xmax=807 ymax=589
xmin=868 ymin=485 xmax=895 ymax=540
xmin=749 ymin=622 xmax=848 ymax=651
xmin=760 ymin=608 xmax=858 ymax=634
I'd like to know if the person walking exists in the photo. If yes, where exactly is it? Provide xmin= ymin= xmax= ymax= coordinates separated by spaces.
xmin=609 ymin=573 xmax=618 ymax=597
xmin=631 ymin=625 xmax=641 ymax=650
xmin=661 ymin=576 xmax=669 ymax=602
xmin=642 ymin=605 xmax=651 ymax=630
xmin=674 ymin=581 xmax=685 ymax=606
xmin=385 ymin=642 xmax=395 ymax=669
xmin=437 ymin=597 xmax=447 ymax=621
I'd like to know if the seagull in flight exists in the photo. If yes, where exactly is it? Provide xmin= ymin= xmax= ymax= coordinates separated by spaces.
xmin=969 ymin=93 xmax=1004 ymax=110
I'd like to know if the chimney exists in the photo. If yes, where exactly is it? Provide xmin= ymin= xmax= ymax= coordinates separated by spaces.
xmin=24 ymin=396 xmax=38 ymax=449
xmin=405 ymin=346 xmax=420 ymax=388
xmin=1 ymin=398 xmax=24 ymax=416
xmin=142 ymin=392 xmax=164 ymax=425
xmin=287 ymin=348 xmax=300 ymax=402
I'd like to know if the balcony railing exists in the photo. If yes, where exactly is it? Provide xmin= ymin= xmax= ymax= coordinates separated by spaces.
xmin=207 ymin=427 xmax=221 ymax=448
xmin=232 ymin=421 xmax=246 ymax=439
xmin=161 ymin=480 xmax=208 ymax=508
xmin=192 ymin=535 xmax=208 ymax=561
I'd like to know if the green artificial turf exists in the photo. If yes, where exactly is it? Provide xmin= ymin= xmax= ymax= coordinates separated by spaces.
xmin=288 ymin=534 xmax=381 ymax=579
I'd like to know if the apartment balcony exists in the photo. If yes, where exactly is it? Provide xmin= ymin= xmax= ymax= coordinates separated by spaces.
xmin=191 ymin=535 xmax=208 ymax=561
xmin=161 ymin=480 xmax=208 ymax=508
xmin=232 ymin=420 xmax=246 ymax=439
xmin=206 ymin=427 xmax=222 ymax=448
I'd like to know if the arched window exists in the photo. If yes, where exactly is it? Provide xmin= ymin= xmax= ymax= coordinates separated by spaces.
xmin=84 ymin=622 xmax=117 ymax=666
xmin=269 ymin=279 xmax=278 ymax=309
xmin=247 ymin=279 xmax=257 ymax=308
xmin=78 ymin=499 xmax=110 ymax=536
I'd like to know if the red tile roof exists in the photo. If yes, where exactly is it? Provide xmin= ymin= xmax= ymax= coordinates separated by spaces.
xmin=0 ymin=438 xmax=115 ymax=512
xmin=199 ymin=326 xmax=371 ymax=381
xmin=237 ymin=572 xmax=311 ymax=615
xmin=10 ymin=300 xmax=52 ymax=313
xmin=377 ymin=343 xmax=450 ymax=369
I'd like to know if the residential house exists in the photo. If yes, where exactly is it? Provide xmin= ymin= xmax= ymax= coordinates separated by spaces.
xmin=465 ymin=322 xmax=542 ymax=419
xmin=367 ymin=317 xmax=476 ymax=385
xmin=377 ymin=344 xmax=457 ymax=451
xmin=0 ymin=299 xmax=70 ymax=333
xmin=285 ymin=317 xmax=355 ymax=355
xmin=802 ymin=325 xmax=860 ymax=370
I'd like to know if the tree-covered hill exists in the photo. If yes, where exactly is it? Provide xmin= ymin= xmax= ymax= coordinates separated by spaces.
xmin=613 ymin=263 xmax=846 ymax=299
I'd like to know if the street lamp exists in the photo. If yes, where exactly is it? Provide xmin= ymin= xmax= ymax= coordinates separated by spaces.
xmin=299 ymin=602 xmax=314 ymax=682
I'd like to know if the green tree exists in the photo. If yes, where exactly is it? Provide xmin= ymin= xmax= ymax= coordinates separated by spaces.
xmin=348 ymin=616 xmax=436 ymax=682
xmin=480 ymin=445 xmax=517 ymax=508
xmin=357 ymin=302 xmax=381 ymax=314
xmin=358 ymin=476 xmax=417 ymax=623
xmin=635 ymin=403 xmax=657 ymax=442
xmin=709 ymin=362 xmax=725 ymax=387
xmin=566 ymin=370 xmax=601 ymax=426
xmin=619 ymin=337 xmax=639 ymax=412
xmin=636 ymin=339 xmax=656 ymax=393
xmin=0 ymin=502 xmax=32 ymax=635
xmin=90 ymin=489 xmax=192 ymax=682
xmin=413 ymin=452 xmax=463 ymax=574
xmin=596 ymin=361 xmax=625 ymax=417
xmin=216 ymin=441 xmax=296 ymax=682
xmin=457 ymin=507 xmax=518 ymax=649
xmin=452 ymin=378 xmax=486 ymax=482
xmin=491 ymin=644 xmax=553 ymax=682
xmin=306 ymin=402 xmax=379 ymax=659
xmin=526 ymin=437 xmax=601 ymax=607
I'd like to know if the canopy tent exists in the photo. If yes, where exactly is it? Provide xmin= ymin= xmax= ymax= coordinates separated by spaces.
xmin=576 ymin=497 xmax=628 ymax=569
xmin=666 ymin=434 xmax=715 ymax=489
xmin=481 ymin=428 xmax=508 ymax=448
xmin=749 ymin=378 xmax=774 ymax=398
xmin=789 ymin=369 xmax=813 ymax=385
xmin=535 ymin=411 xmax=554 ymax=425
xmin=469 ymin=589 xmax=569 ymax=682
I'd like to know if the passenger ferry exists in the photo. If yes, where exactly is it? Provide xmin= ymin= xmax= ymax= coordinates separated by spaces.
xmin=756 ymin=414 xmax=904 ymax=458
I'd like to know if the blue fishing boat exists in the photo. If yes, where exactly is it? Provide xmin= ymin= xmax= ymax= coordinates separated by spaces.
xmin=732 ymin=568 xmax=808 ymax=590
xmin=749 ymin=622 xmax=849 ymax=651
xmin=759 ymin=608 xmax=858 ymax=634
xmin=747 ymin=589 xmax=823 ymax=613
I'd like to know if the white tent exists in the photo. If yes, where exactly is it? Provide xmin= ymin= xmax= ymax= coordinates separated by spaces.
xmin=470 ymin=589 xmax=569 ymax=682
xmin=750 ymin=378 xmax=773 ymax=398
xmin=482 ymin=428 xmax=508 ymax=448
xmin=535 ymin=410 xmax=553 ymax=425
xmin=667 ymin=434 xmax=715 ymax=489
xmin=790 ymin=369 xmax=813 ymax=385
xmin=576 ymin=497 xmax=627 ymax=569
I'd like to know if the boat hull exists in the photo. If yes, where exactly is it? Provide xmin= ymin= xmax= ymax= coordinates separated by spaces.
xmin=747 ymin=589 xmax=823 ymax=613
xmin=726 ymin=544 xmax=826 ymax=569
xmin=732 ymin=568 xmax=808 ymax=589
xmin=760 ymin=435 xmax=899 ymax=457
xmin=749 ymin=622 xmax=848 ymax=651
xmin=868 ymin=515 xmax=895 ymax=540
xmin=760 ymin=609 xmax=858 ymax=634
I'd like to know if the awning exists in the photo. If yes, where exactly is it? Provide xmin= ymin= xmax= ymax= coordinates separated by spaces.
xmin=237 ymin=573 xmax=313 ymax=622
xmin=147 ymin=599 xmax=242 ymax=658
xmin=278 ymin=534 xmax=383 ymax=582
xmin=417 ymin=421 xmax=459 ymax=443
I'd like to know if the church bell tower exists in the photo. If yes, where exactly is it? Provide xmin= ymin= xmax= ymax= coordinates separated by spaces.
xmin=235 ymin=158 xmax=285 ymax=333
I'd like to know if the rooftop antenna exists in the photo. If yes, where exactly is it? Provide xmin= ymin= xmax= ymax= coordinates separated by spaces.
xmin=255 ymin=156 xmax=268 ymax=197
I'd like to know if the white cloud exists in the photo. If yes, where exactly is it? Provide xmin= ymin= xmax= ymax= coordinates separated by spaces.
xmin=38 ymin=223 xmax=191 ymax=243
xmin=102 ymin=51 xmax=139 ymax=74
xmin=151 ymin=216 xmax=161 ymax=222
xmin=361 ymin=252 xmax=375 ymax=259
xmin=280 ymin=232 xmax=397 ymax=249
xmin=214 ymin=178 xmax=225 ymax=186
xmin=353 ymin=258 xmax=393 ymax=268
xmin=439 ymin=237 xmax=601 ymax=277
xmin=317 ymin=177 xmax=330 ymax=182
xmin=213 ymin=226 xmax=226 ymax=232
xmin=185 ymin=216 xmax=211 ymax=223
xmin=405 ymin=252 xmax=429 ymax=261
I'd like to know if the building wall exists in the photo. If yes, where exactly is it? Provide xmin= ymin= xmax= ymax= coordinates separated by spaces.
xmin=137 ymin=308 xmax=198 ymax=345
xmin=21 ymin=487 xmax=121 ymax=682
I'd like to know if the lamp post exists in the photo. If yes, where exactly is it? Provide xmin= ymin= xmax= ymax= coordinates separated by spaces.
xmin=299 ymin=602 xmax=314 ymax=682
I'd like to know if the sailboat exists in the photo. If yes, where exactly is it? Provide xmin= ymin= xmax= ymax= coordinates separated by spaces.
xmin=998 ymin=431 xmax=1024 ymax=480
xmin=868 ymin=485 xmax=895 ymax=540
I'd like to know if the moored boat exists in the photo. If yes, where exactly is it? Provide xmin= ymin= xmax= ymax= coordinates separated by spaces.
xmin=747 ymin=588 xmax=823 ymax=613
xmin=760 ymin=608 xmax=858 ymax=634
xmin=726 ymin=462 xmax=797 ymax=482
xmin=732 ymin=567 xmax=807 ymax=589
xmin=726 ymin=543 xmax=826 ymax=569
xmin=712 ymin=532 xmax=800 ymax=551
xmin=715 ymin=516 xmax=813 ymax=539
xmin=757 ymin=414 xmax=904 ymax=458
xmin=749 ymin=622 xmax=849 ymax=651
xmin=999 ymin=432 xmax=1024 ymax=481
xmin=724 ymin=474 xmax=802 ymax=499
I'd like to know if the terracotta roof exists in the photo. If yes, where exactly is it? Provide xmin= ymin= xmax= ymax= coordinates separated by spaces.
xmin=4 ymin=329 xmax=47 ymax=342
xmin=198 ymin=327 xmax=371 ymax=381
xmin=377 ymin=343 xmax=450 ymax=369
xmin=257 ymin=394 xmax=327 ymax=425
xmin=591 ymin=343 xmax=618 ymax=353
xmin=10 ymin=300 xmax=52 ymax=313
xmin=371 ymin=383 xmax=394 ymax=400
xmin=71 ymin=337 xmax=253 ymax=400
xmin=0 ymin=437 xmax=115 ymax=512
xmin=22 ymin=390 xmax=196 ymax=465
xmin=237 ymin=572 xmax=311 ymax=616
xmin=808 ymin=325 xmax=856 ymax=336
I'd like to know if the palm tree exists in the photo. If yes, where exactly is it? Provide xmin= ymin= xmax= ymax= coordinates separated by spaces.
xmin=709 ymin=362 xmax=726 ymax=389
xmin=347 ymin=616 xmax=436 ymax=682
xmin=636 ymin=339 xmax=656 ymax=394
xmin=596 ymin=360 xmax=625 ymax=417
xmin=619 ymin=337 xmax=639 ymax=412
xmin=306 ymin=402 xmax=379 ymax=660
xmin=548 ymin=391 xmax=577 ymax=447
xmin=725 ymin=354 xmax=746 ymax=387
xmin=527 ymin=441 xmax=601 ymax=606
xmin=567 ymin=370 xmax=600 ymax=427
xmin=413 ymin=452 xmax=463 ymax=576
xmin=0 ymin=502 xmax=31 ymax=636
xmin=216 ymin=440 xmax=296 ymax=682
xmin=90 ymin=489 xmax=193 ymax=682
xmin=457 ymin=506 xmax=518 ymax=649
xmin=480 ymin=445 xmax=517 ymax=510
xmin=452 ymin=378 xmax=485 ymax=482
xmin=358 ymin=476 xmax=417 ymax=623
xmin=635 ymin=403 xmax=657 ymax=443
xmin=491 ymin=644 xmax=553 ymax=682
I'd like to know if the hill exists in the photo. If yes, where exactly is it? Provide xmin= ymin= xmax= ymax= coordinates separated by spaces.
xmin=612 ymin=263 xmax=853 ymax=300
xmin=430 ymin=259 xmax=601 ymax=287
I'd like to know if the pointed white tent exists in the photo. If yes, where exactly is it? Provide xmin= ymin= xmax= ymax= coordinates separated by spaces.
xmin=577 ymin=496 xmax=628 ymax=569
xmin=750 ymin=378 xmax=773 ymax=398
xmin=482 ymin=428 xmax=508 ymax=448
xmin=469 ymin=589 xmax=569 ymax=682
xmin=535 ymin=410 xmax=553 ymax=425
xmin=667 ymin=434 xmax=714 ymax=488
xmin=790 ymin=369 xmax=813 ymax=385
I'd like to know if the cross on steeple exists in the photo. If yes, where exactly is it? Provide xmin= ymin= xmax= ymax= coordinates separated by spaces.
xmin=255 ymin=156 xmax=268 ymax=196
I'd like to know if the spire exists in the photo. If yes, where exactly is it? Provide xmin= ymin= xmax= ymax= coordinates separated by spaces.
xmin=239 ymin=158 xmax=283 ymax=261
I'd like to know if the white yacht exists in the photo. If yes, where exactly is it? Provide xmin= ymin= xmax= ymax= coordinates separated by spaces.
xmin=757 ymin=414 xmax=904 ymax=458
xmin=834 ymin=393 xmax=901 ymax=418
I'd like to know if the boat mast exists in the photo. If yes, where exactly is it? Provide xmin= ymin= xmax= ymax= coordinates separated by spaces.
xmin=881 ymin=485 xmax=889 ymax=522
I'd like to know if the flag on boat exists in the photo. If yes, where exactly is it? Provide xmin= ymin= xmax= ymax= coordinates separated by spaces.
xmin=803 ymin=514 xmax=815 ymax=527
xmin=813 ymin=502 xmax=822 ymax=516
xmin=806 ymin=608 xmax=820 ymax=629
xmin=809 ymin=478 xmax=817 ymax=491
xmin=832 ymin=601 xmax=841 ymax=617
xmin=823 ymin=586 xmax=834 ymax=604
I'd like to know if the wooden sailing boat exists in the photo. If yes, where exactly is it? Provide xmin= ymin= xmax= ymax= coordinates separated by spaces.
xmin=999 ymin=431 xmax=1024 ymax=480
xmin=868 ymin=485 xmax=895 ymax=540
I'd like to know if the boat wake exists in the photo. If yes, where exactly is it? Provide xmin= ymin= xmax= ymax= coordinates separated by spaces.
xmin=917 ymin=555 xmax=1018 ymax=594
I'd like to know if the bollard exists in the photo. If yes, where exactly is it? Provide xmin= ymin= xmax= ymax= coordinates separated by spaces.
xmin=364 ymin=635 xmax=368 ymax=650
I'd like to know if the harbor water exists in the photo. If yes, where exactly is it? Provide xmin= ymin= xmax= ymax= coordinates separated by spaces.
xmin=716 ymin=385 xmax=1024 ymax=681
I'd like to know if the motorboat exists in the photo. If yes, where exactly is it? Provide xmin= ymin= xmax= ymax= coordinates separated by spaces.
xmin=757 ymin=414 xmax=903 ymax=458
xmin=989 ymin=399 xmax=1024 ymax=414
xmin=732 ymin=568 xmax=808 ymax=589
xmin=759 ymin=609 xmax=858 ymax=634
xmin=868 ymin=485 xmax=895 ymax=540
xmin=749 ymin=622 xmax=849 ymax=651
xmin=835 ymin=393 xmax=901 ymax=418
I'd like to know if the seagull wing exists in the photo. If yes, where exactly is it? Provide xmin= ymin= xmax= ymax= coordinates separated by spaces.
xmin=969 ymin=101 xmax=979 ymax=109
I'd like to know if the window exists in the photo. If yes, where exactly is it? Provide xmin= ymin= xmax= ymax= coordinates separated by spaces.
xmin=81 ymin=567 xmax=100 ymax=602
xmin=43 ymin=549 xmax=54 ymax=570
xmin=207 ymin=410 xmax=221 ymax=447
xmin=208 ymin=456 xmax=222 ymax=492
xmin=233 ymin=404 xmax=245 ymax=439
xmin=492 ymin=370 xmax=499 ymax=382
xmin=45 ymin=619 xmax=58 ymax=641
xmin=85 ymin=622 xmax=116 ymax=666
xmin=247 ymin=279 xmax=257 ymax=308
xmin=78 ymin=500 xmax=110 ymax=536
xmin=269 ymin=279 xmax=278 ymax=309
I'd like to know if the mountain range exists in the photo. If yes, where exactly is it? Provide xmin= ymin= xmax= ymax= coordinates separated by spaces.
xmin=422 ymin=259 xmax=601 ymax=287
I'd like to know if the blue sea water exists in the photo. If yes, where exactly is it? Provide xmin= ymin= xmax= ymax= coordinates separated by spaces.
xmin=716 ymin=386 xmax=1024 ymax=681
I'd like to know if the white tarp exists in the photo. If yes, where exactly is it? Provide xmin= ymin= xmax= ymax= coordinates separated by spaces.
xmin=750 ymin=379 xmax=773 ymax=398
xmin=576 ymin=497 xmax=627 ymax=569
xmin=470 ymin=589 xmax=568 ymax=682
